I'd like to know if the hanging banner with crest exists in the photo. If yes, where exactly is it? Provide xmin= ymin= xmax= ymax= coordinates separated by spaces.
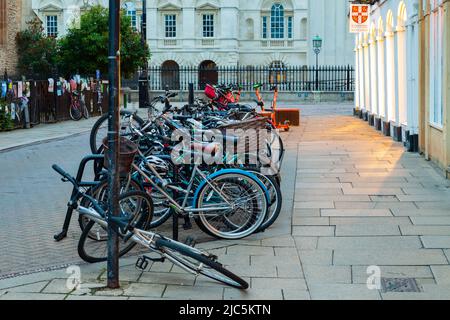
xmin=349 ymin=4 xmax=371 ymax=33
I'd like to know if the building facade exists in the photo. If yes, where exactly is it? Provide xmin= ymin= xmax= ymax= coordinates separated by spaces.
xmin=148 ymin=0 xmax=355 ymax=68
xmin=27 ymin=0 xmax=355 ymax=67
xmin=0 ymin=0 xmax=23 ymax=76
xmin=355 ymin=0 xmax=450 ymax=178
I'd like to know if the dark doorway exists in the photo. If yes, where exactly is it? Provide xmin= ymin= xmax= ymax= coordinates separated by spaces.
xmin=198 ymin=60 xmax=218 ymax=90
xmin=161 ymin=60 xmax=180 ymax=90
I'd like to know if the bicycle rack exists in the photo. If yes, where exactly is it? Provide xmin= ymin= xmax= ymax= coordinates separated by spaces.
xmin=54 ymin=154 xmax=105 ymax=242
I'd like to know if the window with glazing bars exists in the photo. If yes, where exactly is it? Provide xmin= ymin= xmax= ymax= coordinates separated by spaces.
xmin=127 ymin=9 xmax=137 ymax=31
xmin=262 ymin=16 xmax=268 ymax=39
xmin=288 ymin=16 xmax=293 ymax=39
xmin=165 ymin=14 xmax=176 ymax=38
xmin=46 ymin=15 xmax=58 ymax=37
xmin=270 ymin=4 xmax=284 ymax=39
xmin=203 ymin=14 xmax=214 ymax=38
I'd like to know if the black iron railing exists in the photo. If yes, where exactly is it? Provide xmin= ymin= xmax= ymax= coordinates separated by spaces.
xmin=147 ymin=65 xmax=354 ymax=92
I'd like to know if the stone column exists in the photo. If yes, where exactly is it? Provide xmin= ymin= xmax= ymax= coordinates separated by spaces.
xmin=147 ymin=2 xmax=158 ymax=58
xmin=369 ymin=36 xmax=378 ymax=116
xmin=354 ymin=38 xmax=360 ymax=111
xmin=358 ymin=41 xmax=365 ymax=111
xmin=363 ymin=37 xmax=371 ymax=115
xmin=377 ymin=33 xmax=386 ymax=119
xmin=220 ymin=0 xmax=239 ymax=65
xmin=385 ymin=30 xmax=396 ymax=123
xmin=182 ymin=2 xmax=195 ymax=50
xmin=396 ymin=25 xmax=408 ymax=125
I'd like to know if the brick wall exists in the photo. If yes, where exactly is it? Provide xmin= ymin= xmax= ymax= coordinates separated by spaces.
xmin=0 ymin=0 xmax=22 ymax=77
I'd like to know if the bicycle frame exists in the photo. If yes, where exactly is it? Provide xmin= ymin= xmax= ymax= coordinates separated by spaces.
xmin=76 ymin=203 xmax=210 ymax=276
xmin=132 ymin=160 xmax=234 ymax=217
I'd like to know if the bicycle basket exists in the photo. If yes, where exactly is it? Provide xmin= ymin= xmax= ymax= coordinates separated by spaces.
xmin=217 ymin=118 xmax=272 ymax=158
xmin=102 ymin=137 xmax=138 ymax=175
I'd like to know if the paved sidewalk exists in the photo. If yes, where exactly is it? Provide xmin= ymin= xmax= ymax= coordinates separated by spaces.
xmin=2 ymin=110 xmax=450 ymax=300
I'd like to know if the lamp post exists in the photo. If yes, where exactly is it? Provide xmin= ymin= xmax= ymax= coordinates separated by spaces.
xmin=313 ymin=35 xmax=322 ymax=91
xmin=106 ymin=0 xmax=121 ymax=290
xmin=139 ymin=0 xmax=149 ymax=108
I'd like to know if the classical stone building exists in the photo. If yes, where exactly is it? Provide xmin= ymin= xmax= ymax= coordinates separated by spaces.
xmin=148 ymin=0 xmax=355 ymax=67
xmin=27 ymin=0 xmax=355 ymax=67
xmin=0 ymin=0 xmax=23 ymax=77
xmin=355 ymin=0 xmax=450 ymax=178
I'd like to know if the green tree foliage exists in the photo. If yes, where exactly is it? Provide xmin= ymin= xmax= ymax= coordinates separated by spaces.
xmin=0 ymin=100 xmax=13 ymax=131
xmin=57 ymin=6 xmax=150 ymax=78
xmin=15 ymin=19 xmax=58 ymax=79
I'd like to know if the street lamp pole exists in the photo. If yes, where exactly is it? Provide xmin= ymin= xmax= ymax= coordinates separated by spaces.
xmin=139 ymin=0 xmax=149 ymax=108
xmin=313 ymin=35 xmax=322 ymax=91
xmin=107 ymin=0 xmax=121 ymax=289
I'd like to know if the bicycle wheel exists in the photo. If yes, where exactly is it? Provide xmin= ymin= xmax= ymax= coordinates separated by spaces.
xmin=245 ymin=170 xmax=282 ymax=232
xmin=78 ymin=177 xmax=143 ymax=234
xmin=155 ymin=237 xmax=248 ymax=289
xmin=90 ymin=111 xmax=145 ymax=154
xmin=147 ymin=188 xmax=173 ymax=228
xmin=78 ymin=191 xmax=153 ymax=263
xmin=70 ymin=103 xmax=83 ymax=121
xmin=194 ymin=173 xmax=267 ymax=240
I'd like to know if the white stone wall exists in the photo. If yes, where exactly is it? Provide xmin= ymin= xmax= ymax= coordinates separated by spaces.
xmin=29 ymin=0 xmax=355 ymax=67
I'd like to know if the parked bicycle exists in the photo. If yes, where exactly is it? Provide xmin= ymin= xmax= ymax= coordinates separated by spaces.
xmin=70 ymin=90 xmax=90 ymax=121
xmin=52 ymin=164 xmax=249 ymax=289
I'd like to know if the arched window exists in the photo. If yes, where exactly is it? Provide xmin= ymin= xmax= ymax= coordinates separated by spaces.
xmin=271 ymin=4 xmax=284 ymax=39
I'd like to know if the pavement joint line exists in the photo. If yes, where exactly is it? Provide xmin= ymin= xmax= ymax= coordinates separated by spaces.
xmin=40 ymin=280 xmax=52 ymax=294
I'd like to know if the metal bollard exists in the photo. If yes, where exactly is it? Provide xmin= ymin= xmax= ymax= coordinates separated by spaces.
xmin=23 ymin=103 xmax=30 ymax=129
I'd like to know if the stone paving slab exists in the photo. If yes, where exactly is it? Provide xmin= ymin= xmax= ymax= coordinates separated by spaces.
xmin=3 ymin=111 xmax=450 ymax=300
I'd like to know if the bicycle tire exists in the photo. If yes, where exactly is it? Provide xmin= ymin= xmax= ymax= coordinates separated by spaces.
xmin=245 ymin=169 xmax=282 ymax=232
xmin=89 ymin=111 xmax=145 ymax=154
xmin=194 ymin=172 xmax=267 ymax=240
xmin=70 ymin=104 xmax=83 ymax=121
xmin=155 ymin=237 xmax=248 ymax=289
xmin=78 ymin=177 xmax=144 ymax=234
xmin=78 ymin=191 xmax=153 ymax=263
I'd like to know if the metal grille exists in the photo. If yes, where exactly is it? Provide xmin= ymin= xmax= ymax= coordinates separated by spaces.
xmin=381 ymin=278 xmax=422 ymax=293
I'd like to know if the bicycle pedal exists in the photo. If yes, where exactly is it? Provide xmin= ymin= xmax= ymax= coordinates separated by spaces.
xmin=184 ymin=236 xmax=197 ymax=248
xmin=135 ymin=257 xmax=150 ymax=271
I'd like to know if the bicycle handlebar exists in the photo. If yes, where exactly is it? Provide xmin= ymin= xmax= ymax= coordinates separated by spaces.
xmin=52 ymin=164 xmax=78 ymax=187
